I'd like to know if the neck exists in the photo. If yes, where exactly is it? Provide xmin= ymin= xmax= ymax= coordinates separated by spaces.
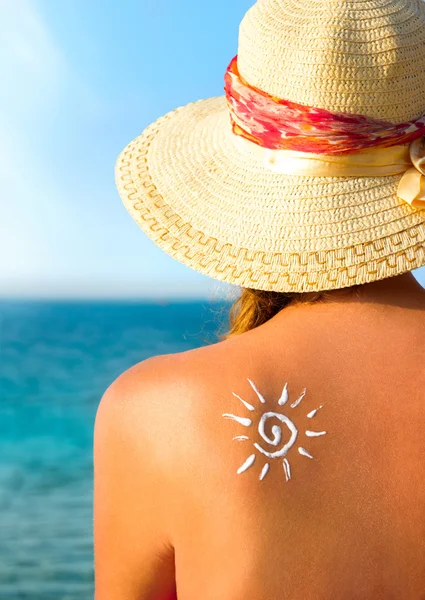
xmin=317 ymin=272 xmax=425 ymax=310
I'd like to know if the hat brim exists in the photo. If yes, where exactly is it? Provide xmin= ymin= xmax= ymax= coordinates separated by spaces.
xmin=115 ymin=96 xmax=425 ymax=292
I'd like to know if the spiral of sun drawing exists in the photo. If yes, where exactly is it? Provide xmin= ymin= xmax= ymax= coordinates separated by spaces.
xmin=222 ymin=379 xmax=326 ymax=482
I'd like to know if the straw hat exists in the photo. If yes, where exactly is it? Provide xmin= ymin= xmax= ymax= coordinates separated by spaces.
xmin=115 ymin=0 xmax=425 ymax=293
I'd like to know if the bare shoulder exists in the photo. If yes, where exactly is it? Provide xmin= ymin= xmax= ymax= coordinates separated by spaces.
xmin=95 ymin=338 xmax=240 ymax=454
xmin=98 ymin=339 xmax=231 ymax=406
xmin=93 ymin=346 xmax=233 ymax=599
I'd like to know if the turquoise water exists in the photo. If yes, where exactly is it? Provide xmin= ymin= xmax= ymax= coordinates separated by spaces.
xmin=0 ymin=300 xmax=227 ymax=599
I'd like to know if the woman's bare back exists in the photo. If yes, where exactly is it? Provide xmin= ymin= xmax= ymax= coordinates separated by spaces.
xmin=94 ymin=275 xmax=425 ymax=600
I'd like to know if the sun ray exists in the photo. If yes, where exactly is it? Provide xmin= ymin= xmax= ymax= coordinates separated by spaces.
xmin=290 ymin=388 xmax=306 ymax=409
xmin=233 ymin=392 xmax=255 ymax=411
xmin=298 ymin=447 xmax=314 ymax=459
xmin=233 ymin=435 xmax=250 ymax=441
xmin=222 ymin=414 xmax=252 ymax=427
xmin=306 ymin=430 xmax=327 ymax=437
xmin=259 ymin=463 xmax=270 ymax=480
xmin=283 ymin=458 xmax=291 ymax=482
xmin=307 ymin=405 xmax=323 ymax=418
xmin=247 ymin=378 xmax=266 ymax=404
xmin=237 ymin=454 xmax=256 ymax=474
xmin=278 ymin=382 xmax=289 ymax=406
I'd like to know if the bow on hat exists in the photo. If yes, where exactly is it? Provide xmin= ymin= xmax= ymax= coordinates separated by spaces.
xmin=397 ymin=136 xmax=425 ymax=208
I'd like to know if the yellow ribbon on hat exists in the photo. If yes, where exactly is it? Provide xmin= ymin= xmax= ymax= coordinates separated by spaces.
xmin=234 ymin=135 xmax=425 ymax=209
xmin=396 ymin=136 xmax=425 ymax=208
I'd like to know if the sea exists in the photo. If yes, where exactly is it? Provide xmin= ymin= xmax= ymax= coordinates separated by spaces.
xmin=0 ymin=300 xmax=229 ymax=600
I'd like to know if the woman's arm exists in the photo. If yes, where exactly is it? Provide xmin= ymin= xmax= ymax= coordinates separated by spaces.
xmin=94 ymin=360 xmax=178 ymax=600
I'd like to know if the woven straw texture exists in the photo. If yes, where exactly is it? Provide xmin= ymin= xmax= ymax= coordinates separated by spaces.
xmin=115 ymin=0 xmax=425 ymax=293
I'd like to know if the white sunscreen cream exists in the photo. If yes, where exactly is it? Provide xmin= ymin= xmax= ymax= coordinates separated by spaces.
xmin=222 ymin=379 xmax=327 ymax=482
xmin=237 ymin=454 xmax=256 ymax=474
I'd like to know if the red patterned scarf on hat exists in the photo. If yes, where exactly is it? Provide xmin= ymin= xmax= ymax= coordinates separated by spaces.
xmin=224 ymin=55 xmax=425 ymax=156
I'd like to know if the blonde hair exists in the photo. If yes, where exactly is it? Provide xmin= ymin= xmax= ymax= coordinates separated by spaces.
xmin=224 ymin=287 xmax=350 ymax=338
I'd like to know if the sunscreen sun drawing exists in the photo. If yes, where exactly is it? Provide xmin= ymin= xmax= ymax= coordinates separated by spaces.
xmin=222 ymin=379 xmax=326 ymax=482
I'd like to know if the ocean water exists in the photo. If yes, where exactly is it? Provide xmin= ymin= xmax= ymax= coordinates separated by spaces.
xmin=0 ymin=300 xmax=228 ymax=600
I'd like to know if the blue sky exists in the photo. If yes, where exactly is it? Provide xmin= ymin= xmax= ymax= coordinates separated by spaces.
xmin=1 ymin=0 xmax=423 ymax=299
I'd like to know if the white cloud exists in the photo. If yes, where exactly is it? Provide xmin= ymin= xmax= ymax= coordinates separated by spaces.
xmin=0 ymin=0 xmax=65 ymax=121
xmin=0 ymin=1 xmax=62 ymax=279
xmin=0 ymin=0 xmax=104 ymax=288
xmin=0 ymin=0 xmax=61 ymax=77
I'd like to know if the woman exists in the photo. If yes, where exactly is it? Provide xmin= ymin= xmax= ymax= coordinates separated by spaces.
xmin=94 ymin=0 xmax=425 ymax=598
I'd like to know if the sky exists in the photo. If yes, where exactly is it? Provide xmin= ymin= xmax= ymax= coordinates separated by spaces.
xmin=0 ymin=0 xmax=424 ymax=299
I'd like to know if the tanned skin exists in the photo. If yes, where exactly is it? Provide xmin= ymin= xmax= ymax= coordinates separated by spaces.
xmin=94 ymin=272 xmax=425 ymax=600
